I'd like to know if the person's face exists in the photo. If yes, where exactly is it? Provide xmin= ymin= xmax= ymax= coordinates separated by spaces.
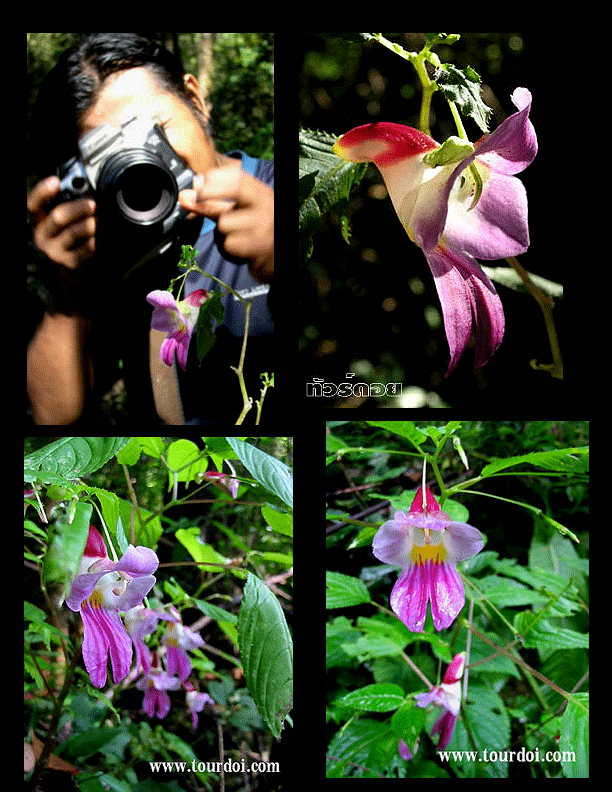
xmin=79 ymin=66 xmax=220 ymax=178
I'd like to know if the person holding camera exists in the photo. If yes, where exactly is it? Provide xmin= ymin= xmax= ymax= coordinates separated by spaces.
xmin=27 ymin=33 xmax=274 ymax=425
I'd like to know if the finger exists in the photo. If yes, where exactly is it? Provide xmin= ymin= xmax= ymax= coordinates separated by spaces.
xmin=27 ymin=176 xmax=61 ymax=218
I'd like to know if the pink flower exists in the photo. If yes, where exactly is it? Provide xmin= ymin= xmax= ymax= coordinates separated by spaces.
xmin=372 ymin=487 xmax=483 ymax=632
xmin=204 ymin=471 xmax=240 ymax=498
xmin=333 ymin=88 xmax=537 ymax=375
xmin=163 ymin=607 xmax=205 ymax=681
xmin=136 ymin=651 xmax=182 ymax=719
xmin=146 ymin=288 xmax=209 ymax=371
xmin=414 ymin=652 xmax=465 ymax=750
xmin=184 ymin=682 xmax=215 ymax=730
xmin=66 ymin=526 xmax=159 ymax=688
xmin=124 ymin=605 xmax=173 ymax=677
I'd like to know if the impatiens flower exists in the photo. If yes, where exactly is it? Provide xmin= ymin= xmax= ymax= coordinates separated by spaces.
xmin=66 ymin=526 xmax=159 ymax=688
xmin=414 ymin=652 xmax=465 ymax=751
xmin=146 ymin=288 xmax=210 ymax=371
xmin=372 ymin=486 xmax=483 ymax=632
xmin=184 ymin=682 xmax=215 ymax=730
xmin=204 ymin=471 xmax=240 ymax=499
xmin=333 ymin=88 xmax=537 ymax=375
xmin=125 ymin=605 xmax=174 ymax=677
xmin=163 ymin=606 xmax=206 ymax=681
xmin=136 ymin=650 xmax=182 ymax=719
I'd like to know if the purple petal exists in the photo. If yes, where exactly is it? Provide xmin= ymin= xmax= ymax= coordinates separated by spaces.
xmin=81 ymin=598 xmax=133 ymax=687
xmin=431 ymin=709 xmax=458 ymax=750
xmin=151 ymin=307 xmax=181 ymax=334
xmin=114 ymin=545 xmax=159 ymax=577
xmin=444 ymin=169 xmax=529 ymax=259
xmin=429 ymin=562 xmax=465 ymax=630
xmin=444 ymin=523 xmax=485 ymax=563
xmin=372 ymin=512 xmax=414 ymax=567
xmin=113 ymin=575 xmax=157 ymax=612
xmin=390 ymin=566 xmax=429 ymax=632
xmin=146 ymin=290 xmax=179 ymax=310
xmin=473 ymin=87 xmax=537 ymax=175
xmin=423 ymin=245 xmax=505 ymax=375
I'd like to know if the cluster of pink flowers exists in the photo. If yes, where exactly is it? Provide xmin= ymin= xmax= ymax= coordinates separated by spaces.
xmin=67 ymin=526 xmax=214 ymax=728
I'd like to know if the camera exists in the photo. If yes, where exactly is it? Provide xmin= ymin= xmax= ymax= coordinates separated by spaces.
xmin=55 ymin=115 xmax=195 ymax=270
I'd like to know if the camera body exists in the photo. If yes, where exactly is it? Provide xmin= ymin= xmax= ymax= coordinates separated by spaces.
xmin=55 ymin=115 xmax=195 ymax=269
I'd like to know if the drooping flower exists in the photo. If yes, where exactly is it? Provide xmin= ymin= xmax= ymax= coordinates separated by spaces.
xmin=136 ymin=650 xmax=182 ymax=719
xmin=146 ymin=288 xmax=210 ymax=371
xmin=204 ymin=471 xmax=240 ymax=499
xmin=124 ymin=604 xmax=173 ymax=677
xmin=184 ymin=681 xmax=215 ymax=730
xmin=372 ymin=486 xmax=483 ymax=632
xmin=66 ymin=526 xmax=159 ymax=688
xmin=414 ymin=652 xmax=465 ymax=750
xmin=163 ymin=606 xmax=205 ymax=681
xmin=333 ymin=88 xmax=537 ymax=375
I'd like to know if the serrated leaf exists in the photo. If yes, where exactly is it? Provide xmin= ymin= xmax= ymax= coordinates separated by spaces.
xmin=338 ymin=683 xmax=404 ymax=712
xmin=226 ymin=438 xmax=293 ymax=509
xmin=481 ymin=447 xmax=589 ymax=477
xmin=237 ymin=573 xmax=293 ymax=738
xmin=299 ymin=128 xmax=368 ymax=262
xmin=326 ymin=571 xmax=371 ymax=608
xmin=24 ymin=437 xmax=130 ymax=482
xmin=434 ymin=63 xmax=491 ymax=133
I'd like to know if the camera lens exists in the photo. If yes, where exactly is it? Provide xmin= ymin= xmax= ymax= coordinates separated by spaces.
xmin=97 ymin=149 xmax=177 ymax=225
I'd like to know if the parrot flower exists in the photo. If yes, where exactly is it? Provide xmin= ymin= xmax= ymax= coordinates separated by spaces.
xmin=333 ymin=88 xmax=537 ymax=375
xmin=146 ymin=288 xmax=210 ymax=371
xmin=417 ymin=652 xmax=465 ymax=751
xmin=66 ymin=526 xmax=159 ymax=688
xmin=163 ymin=606 xmax=205 ymax=681
xmin=372 ymin=486 xmax=483 ymax=632
xmin=136 ymin=650 xmax=182 ymax=719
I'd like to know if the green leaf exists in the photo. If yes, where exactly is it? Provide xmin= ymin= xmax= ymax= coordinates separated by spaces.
xmin=226 ymin=438 xmax=293 ymax=509
xmin=237 ymin=572 xmax=293 ymax=738
xmin=365 ymin=420 xmax=428 ymax=449
xmin=338 ymin=683 xmax=404 ymax=712
xmin=24 ymin=437 xmax=130 ymax=483
xmin=299 ymin=128 xmax=368 ymax=262
xmin=560 ymin=693 xmax=589 ymax=777
xmin=166 ymin=439 xmax=207 ymax=489
xmin=514 ymin=613 xmax=589 ymax=652
xmin=481 ymin=447 xmax=589 ymax=477
xmin=434 ymin=63 xmax=491 ymax=133
xmin=175 ymin=527 xmax=229 ymax=567
xmin=116 ymin=436 xmax=164 ymax=464
xmin=196 ymin=289 xmax=225 ymax=363
xmin=326 ymin=571 xmax=371 ymax=608
xmin=261 ymin=504 xmax=293 ymax=537
xmin=42 ymin=501 xmax=93 ymax=598
xmin=480 ymin=266 xmax=564 ymax=298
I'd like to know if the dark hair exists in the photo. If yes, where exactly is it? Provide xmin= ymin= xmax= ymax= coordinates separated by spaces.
xmin=30 ymin=33 xmax=207 ymax=179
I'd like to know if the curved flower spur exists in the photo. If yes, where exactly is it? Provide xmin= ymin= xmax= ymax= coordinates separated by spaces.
xmin=333 ymin=88 xmax=537 ymax=375
xmin=372 ymin=485 xmax=483 ymax=632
